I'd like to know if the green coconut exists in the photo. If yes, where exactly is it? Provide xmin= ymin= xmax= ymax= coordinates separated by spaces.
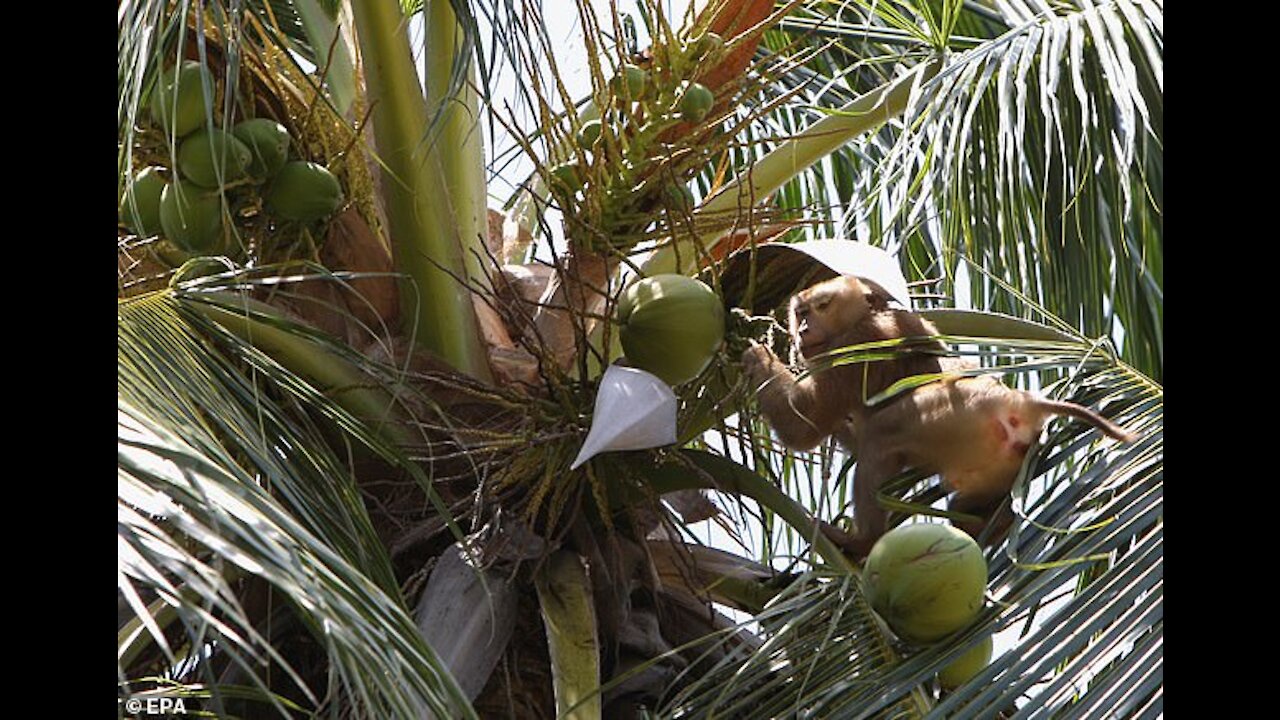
xmin=150 ymin=61 xmax=213 ymax=138
xmin=618 ymin=274 xmax=725 ymax=386
xmin=938 ymin=636 xmax=993 ymax=690
xmin=862 ymin=523 xmax=987 ymax=644
xmin=679 ymin=82 xmax=715 ymax=123
xmin=264 ymin=161 xmax=344 ymax=222
xmin=178 ymin=128 xmax=253 ymax=188
xmin=159 ymin=181 xmax=226 ymax=254
xmin=120 ymin=166 xmax=168 ymax=237
xmin=691 ymin=31 xmax=724 ymax=61
xmin=232 ymin=119 xmax=292 ymax=179
xmin=549 ymin=162 xmax=585 ymax=194
xmin=615 ymin=63 xmax=648 ymax=100
xmin=577 ymin=119 xmax=603 ymax=149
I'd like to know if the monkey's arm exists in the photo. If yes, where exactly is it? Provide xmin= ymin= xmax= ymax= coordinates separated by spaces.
xmin=741 ymin=342 xmax=846 ymax=452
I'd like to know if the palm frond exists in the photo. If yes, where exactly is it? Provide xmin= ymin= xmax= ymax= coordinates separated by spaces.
xmin=120 ymin=292 xmax=400 ymax=587
xmin=118 ymin=1 xmax=1164 ymax=716
xmin=658 ymin=575 xmax=931 ymax=718
xmin=888 ymin=0 xmax=1162 ymax=376
xmin=756 ymin=1 xmax=1162 ymax=378
xmin=247 ymin=1 xmax=315 ymax=57
xmin=118 ymin=289 xmax=476 ymax=717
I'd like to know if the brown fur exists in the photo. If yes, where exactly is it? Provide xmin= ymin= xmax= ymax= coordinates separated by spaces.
xmin=741 ymin=276 xmax=945 ymax=451
xmin=741 ymin=275 xmax=1137 ymax=556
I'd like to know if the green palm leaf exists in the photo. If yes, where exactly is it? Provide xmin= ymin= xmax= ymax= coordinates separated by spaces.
xmin=118 ymin=289 xmax=476 ymax=717
xmin=659 ymin=575 xmax=930 ymax=718
xmin=746 ymin=1 xmax=1162 ymax=378
xmin=891 ymin=1 xmax=1162 ymax=378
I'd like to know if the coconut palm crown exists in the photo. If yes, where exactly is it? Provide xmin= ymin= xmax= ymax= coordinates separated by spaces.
xmin=119 ymin=0 xmax=1162 ymax=717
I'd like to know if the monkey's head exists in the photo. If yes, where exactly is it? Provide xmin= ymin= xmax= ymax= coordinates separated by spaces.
xmin=788 ymin=275 xmax=893 ymax=359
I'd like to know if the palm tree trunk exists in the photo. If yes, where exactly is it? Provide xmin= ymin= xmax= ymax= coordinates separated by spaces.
xmin=350 ymin=0 xmax=493 ymax=382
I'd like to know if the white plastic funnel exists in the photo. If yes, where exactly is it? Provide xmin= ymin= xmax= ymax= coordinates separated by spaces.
xmin=570 ymin=364 xmax=678 ymax=470
xmin=714 ymin=239 xmax=915 ymax=315
xmin=791 ymin=240 xmax=912 ymax=307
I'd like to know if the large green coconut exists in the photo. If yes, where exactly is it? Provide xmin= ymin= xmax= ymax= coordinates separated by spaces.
xmin=618 ymin=275 xmax=725 ymax=386
xmin=159 ymin=181 xmax=226 ymax=254
xmin=150 ymin=61 xmax=213 ymax=138
xmin=938 ymin=636 xmax=993 ymax=689
xmin=862 ymin=523 xmax=987 ymax=644
xmin=120 ymin=166 xmax=168 ymax=237
xmin=264 ymin=161 xmax=343 ymax=222
xmin=232 ymin=119 xmax=291 ymax=179
xmin=178 ymin=128 xmax=253 ymax=189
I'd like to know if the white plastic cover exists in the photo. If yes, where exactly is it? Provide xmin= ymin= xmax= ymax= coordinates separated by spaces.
xmin=791 ymin=239 xmax=913 ymax=307
xmin=570 ymin=364 xmax=678 ymax=470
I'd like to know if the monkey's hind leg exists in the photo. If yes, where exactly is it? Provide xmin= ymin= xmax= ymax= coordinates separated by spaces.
xmin=949 ymin=493 xmax=1015 ymax=548
xmin=836 ymin=442 xmax=906 ymax=558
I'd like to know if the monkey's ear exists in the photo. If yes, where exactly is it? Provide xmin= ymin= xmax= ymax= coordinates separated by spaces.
xmin=864 ymin=291 xmax=889 ymax=311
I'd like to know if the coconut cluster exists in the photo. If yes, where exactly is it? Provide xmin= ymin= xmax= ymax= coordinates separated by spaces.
xmin=120 ymin=61 xmax=344 ymax=256
xmin=862 ymin=523 xmax=994 ymax=690
xmin=548 ymin=34 xmax=724 ymax=224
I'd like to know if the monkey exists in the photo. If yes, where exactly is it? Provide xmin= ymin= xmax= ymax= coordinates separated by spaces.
xmin=741 ymin=274 xmax=1137 ymax=557
xmin=743 ymin=274 xmax=949 ymax=452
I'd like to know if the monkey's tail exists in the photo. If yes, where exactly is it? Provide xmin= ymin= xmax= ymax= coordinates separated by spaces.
xmin=1037 ymin=399 xmax=1138 ymax=442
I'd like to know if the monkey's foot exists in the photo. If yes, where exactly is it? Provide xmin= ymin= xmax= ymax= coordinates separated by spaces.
xmin=949 ymin=497 xmax=1016 ymax=548
xmin=818 ymin=520 xmax=875 ymax=559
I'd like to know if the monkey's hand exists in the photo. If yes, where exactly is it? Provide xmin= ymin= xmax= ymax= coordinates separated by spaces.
xmin=740 ymin=341 xmax=780 ymax=388
xmin=725 ymin=308 xmax=782 ymax=355
xmin=741 ymin=340 xmax=829 ymax=452
xmin=729 ymin=308 xmax=778 ymax=337
xmin=818 ymin=520 xmax=876 ymax=559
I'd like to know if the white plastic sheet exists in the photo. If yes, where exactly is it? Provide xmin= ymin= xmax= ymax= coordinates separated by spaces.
xmin=790 ymin=240 xmax=912 ymax=307
xmin=570 ymin=364 xmax=678 ymax=470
